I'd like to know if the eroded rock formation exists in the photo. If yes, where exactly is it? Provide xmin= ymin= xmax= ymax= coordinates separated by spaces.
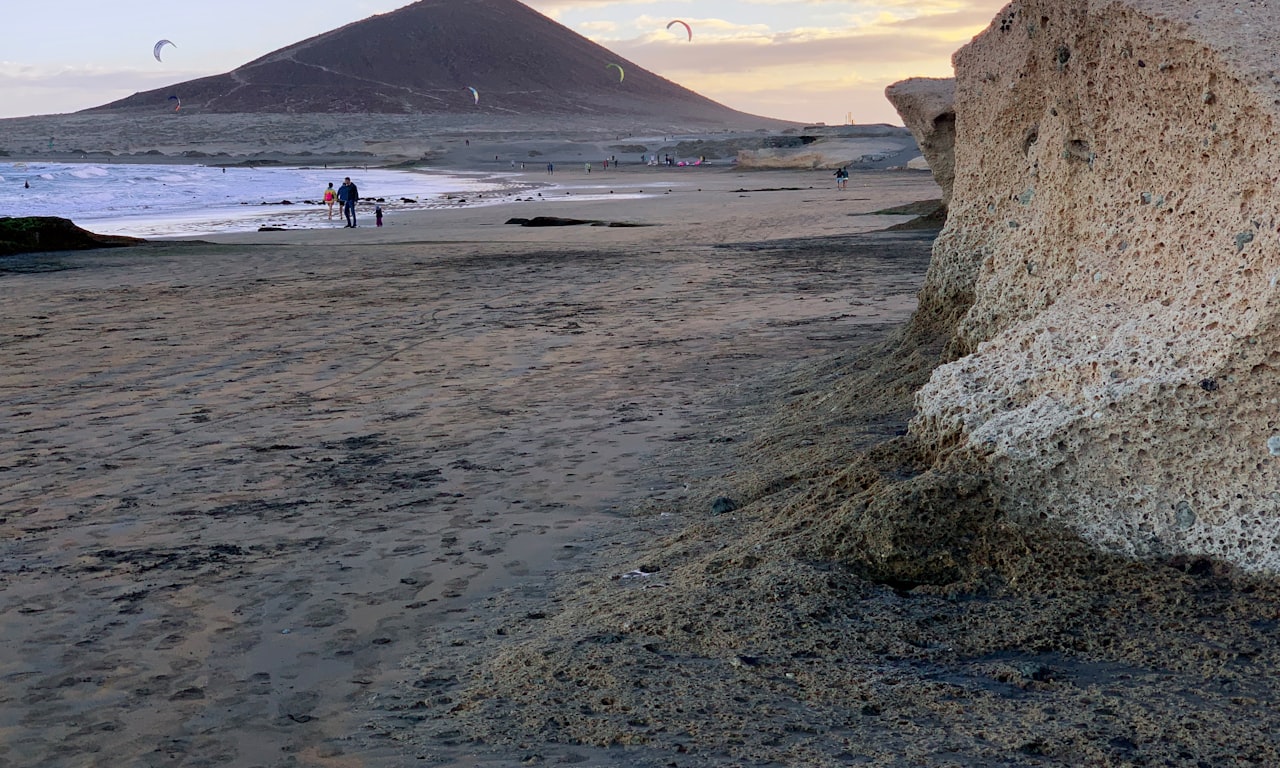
xmin=884 ymin=77 xmax=957 ymax=205
xmin=905 ymin=1 xmax=1280 ymax=571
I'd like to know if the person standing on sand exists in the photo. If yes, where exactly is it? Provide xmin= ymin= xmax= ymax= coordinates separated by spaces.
xmin=345 ymin=177 xmax=360 ymax=227
xmin=547 ymin=162 xmax=554 ymax=175
xmin=323 ymin=182 xmax=337 ymax=220
xmin=336 ymin=180 xmax=351 ymax=226
xmin=338 ymin=177 xmax=359 ymax=227
xmin=375 ymin=205 xmax=383 ymax=227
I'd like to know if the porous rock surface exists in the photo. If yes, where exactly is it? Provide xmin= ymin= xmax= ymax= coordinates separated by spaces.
xmin=907 ymin=0 xmax=1280 ymax=571
xmin=884 ymin=77 xmax=957 ymax=205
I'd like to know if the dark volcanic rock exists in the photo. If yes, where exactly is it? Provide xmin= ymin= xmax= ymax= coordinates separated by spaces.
xmin=0 ymin=217 xmax=144 ymax=256
xmin=87 ymin=0 xmax=772 ymax=125
xmin=512 ymin=216 xmax=600 ymax=227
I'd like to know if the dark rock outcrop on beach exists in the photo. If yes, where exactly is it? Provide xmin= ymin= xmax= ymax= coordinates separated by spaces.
xmin=504 ymin=216 xmax=649 ymax=227
xmin=505 ymin=216 xmax=596 ymax=227
xmin=0 ymin=217 xmax=144 ymax=257
xmin=86 ymin=0 xmax=774 ymax=126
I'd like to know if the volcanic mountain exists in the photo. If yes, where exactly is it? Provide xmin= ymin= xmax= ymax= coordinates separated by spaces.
xmin=89 ymin=0 xmax=776 ymax=126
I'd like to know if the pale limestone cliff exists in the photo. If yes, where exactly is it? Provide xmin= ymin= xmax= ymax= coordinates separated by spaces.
xmin=884 ymin=77 xmax=957 ymax=205
xmin=908 ymin=0 xmax=1280 ymax=571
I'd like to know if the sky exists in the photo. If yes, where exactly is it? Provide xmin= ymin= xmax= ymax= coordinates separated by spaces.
xmin=0 ymin=0 xmax=1008 ymax=125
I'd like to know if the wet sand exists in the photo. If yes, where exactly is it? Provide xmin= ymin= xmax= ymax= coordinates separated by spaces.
xmin=0 ymin=169 xmax=938 ymax=766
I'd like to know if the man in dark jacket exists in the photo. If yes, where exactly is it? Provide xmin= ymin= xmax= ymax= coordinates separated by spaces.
xmin=338 ymin=177 xmax=359 ymax=227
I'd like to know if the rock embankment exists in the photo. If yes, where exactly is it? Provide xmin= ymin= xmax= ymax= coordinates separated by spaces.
xmin=902 ymin=0 xmax=1280 ymax=571
xmin=884 ymin=77 xmax=956 ymax=205
xmin=732 ymin=126 xmax=922 ymax=170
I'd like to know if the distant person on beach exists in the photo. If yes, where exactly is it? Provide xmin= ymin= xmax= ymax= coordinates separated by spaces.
xmin=834 ymin=167 xmax=849 ymax=190
xmin=375 ymin=205 xmax=383 ymax=227
xmin=585 ymin=163 xmax=591 ymax=174
xmin=338 ymin=177 xmax=359 ymax=227
xmin=323 ymin=182 xmax=337 ymax=220
xmin=546 ymin=163 xmax=554 ymax=175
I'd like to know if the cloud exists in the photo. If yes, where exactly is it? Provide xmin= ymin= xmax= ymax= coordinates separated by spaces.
xmin=610 ymin=26 xmax=973 ymax=74
xmin=578 ymin=20 xmax=620 ymax=35
xmin=526 ymin=0 xmax=664 ymax=21
xmin=539 ymin=0 xmax=1003 ymax=123
xmin=883 ymin=6 xmax=1002 ymax=31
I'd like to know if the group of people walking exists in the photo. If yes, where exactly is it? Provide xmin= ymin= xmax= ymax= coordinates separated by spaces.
xmin=322 ymin=177 xmax=381 ymax=227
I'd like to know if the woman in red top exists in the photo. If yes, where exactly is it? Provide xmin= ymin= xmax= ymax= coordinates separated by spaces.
xmin=323 ymin=183 xmax=337 ymax=220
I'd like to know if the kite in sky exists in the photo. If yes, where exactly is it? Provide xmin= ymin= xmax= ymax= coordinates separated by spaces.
xmin=153 ymin=39 xmax=176 ymax=62
xmin=168 ymin=95 xmax=181 ymax=111
xmin=467 ymin=86 xmax=479 ymax=105
xmin=667 ymin=20 xmax=692 ymax=41
xmin=607 ymin=62 xmax=624 ymax=82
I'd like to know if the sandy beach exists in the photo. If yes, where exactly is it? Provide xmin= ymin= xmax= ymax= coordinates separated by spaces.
xmin=7 ymin=159 xmax=1280 ymax=767
xmin=1 ymin=168 xmax=936 ymax=766
xmin=10 ymin=0 xmax=1280 ymax=759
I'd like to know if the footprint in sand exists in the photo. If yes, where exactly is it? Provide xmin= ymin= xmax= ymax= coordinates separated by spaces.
xmin=441 ymin=576 xmax=469 ymax=598
xmin=328 ymin=628 xmax=360 ymax=657
xmin=554 ymin=544 xmax=582 ymax=562
xmin=398 ymin=572 xmax=434 ymax=590
xmin=278 ymin=690 xmax=320 ymax=723
xmin=502 ymin=560 xmax=530 ymax=576
xmin=301 ymin=599 xmax=348 ymax=628
xmin=155 ymin=633 xmax=186 ymax=650
xmin=245 ymin=672 xmax=273 ymax=696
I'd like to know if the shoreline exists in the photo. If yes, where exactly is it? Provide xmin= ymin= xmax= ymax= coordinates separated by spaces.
xmin=1 ymin=162 xmax=556 ymax=239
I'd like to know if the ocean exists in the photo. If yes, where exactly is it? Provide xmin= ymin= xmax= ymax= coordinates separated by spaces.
xmin=0 ymin=162 xmax=522 ymax=237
